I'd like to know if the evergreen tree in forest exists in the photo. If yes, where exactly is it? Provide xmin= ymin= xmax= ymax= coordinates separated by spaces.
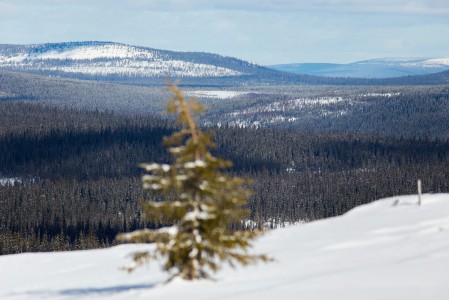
xmin=117 ymin=82 xmax=269 ymax=281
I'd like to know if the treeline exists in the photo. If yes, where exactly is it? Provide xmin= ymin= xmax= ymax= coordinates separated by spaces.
xmin=1 ymin=102 xmax=449 ymax=254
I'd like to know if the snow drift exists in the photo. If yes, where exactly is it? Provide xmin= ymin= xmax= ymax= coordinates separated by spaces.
xmin=1 ymin=193 xmax=448 ymax=299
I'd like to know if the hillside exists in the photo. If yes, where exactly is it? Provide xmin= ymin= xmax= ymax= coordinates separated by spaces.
xmin=2 ymin=42 xmax=449 ymax=86
xmin=0 ymin=41 xmax=258 ymax=77
xmin=0 ymin=41 xmax=294 ymax=86
xmin=1 ymin=193 xmax=448 ymax=299
xmin=269 ymin=57 xmax=449 ymax=78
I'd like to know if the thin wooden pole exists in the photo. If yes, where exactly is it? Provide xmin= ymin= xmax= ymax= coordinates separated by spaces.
xmin=417 ymin=179 xmax=422 ymax=206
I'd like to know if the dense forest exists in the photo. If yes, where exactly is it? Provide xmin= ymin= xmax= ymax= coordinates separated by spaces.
xmin=2 ymin=69 xmax=449 ymax=138
xmin=205 ymin=85 xmax=449 ymax=137
xmin=1 ymin=101 xmax=449 ymax=254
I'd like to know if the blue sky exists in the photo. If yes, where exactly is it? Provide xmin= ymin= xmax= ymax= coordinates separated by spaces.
xmin=1 ymin=0 xmax=449 ymax=65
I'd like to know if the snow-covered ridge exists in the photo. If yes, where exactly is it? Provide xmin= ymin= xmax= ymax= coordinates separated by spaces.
xmin=29 ymin=44 xmax=156 ymax=60
xmin=268 ymin=57 xmax=449 ymax=78
xmin=358 ymin=57 xmax=449 ymax=68
xmin=1 ymin=193 xmax=448 ymax=299
xmin=423 ymin=58 xmax=449 ymax=66
xmin=0 ymin=43 xmax=157 ymax=61
xmin=0 ymin=42 xmax=249 ymax=77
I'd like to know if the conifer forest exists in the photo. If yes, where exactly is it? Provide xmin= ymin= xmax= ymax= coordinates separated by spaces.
xmin=1 ymin=86 xmax=449 ymax=254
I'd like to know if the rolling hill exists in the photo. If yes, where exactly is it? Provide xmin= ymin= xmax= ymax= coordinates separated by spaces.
xmin=0 ymin=41 xmax=294 ymax=86
xmin=0 ymin=41 xmax=259 ymax=77
xmin=2 ymin=42 xmax=449 ymax=85
xmin=269 ymin=57 xmax=449 ymax=78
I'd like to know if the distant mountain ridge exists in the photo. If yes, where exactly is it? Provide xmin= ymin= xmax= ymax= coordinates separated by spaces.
xmin=269 ymin=57 xmax=449 ymax=78
xmin=0 ymin=41 xmax=268 ymax=78
xmin=1 ymin=42 xmax=449 ymax=85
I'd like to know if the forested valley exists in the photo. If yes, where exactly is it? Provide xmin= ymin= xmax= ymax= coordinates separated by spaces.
xmin=1 ymin=101 xmax=449 ymax=254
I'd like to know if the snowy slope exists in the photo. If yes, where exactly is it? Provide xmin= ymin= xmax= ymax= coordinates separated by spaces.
xmin=269 ymin=57 xmax=449 ymax=78
xmin=360 ymin=57 xmax=449 ymax=67
xmin=1 ymin=194 xmax=449 ymax=299
xmin=0 ymin=42 xmax=263 ymax=78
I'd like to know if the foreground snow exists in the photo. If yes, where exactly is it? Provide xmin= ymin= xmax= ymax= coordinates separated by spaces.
xmin=1 ymin=194 xmax=449 ymax=299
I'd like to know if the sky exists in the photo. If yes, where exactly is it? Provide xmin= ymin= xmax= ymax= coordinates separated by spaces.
xmin=1 ymin=0 xmax=449 ymax=65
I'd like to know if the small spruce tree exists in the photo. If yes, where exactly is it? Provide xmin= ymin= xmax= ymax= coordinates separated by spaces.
xmin=117 ymin=82 xmax=269 ymax=281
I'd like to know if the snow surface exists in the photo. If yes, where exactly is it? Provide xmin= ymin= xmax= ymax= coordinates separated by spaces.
xmin=28 ymin=44 xmax=156 ymax=60
xmin=185 ymin=90 xmax=249 ymax=99
xmin=425 ymin=58 xmax=449 ymax=66
xmin=36 ymin=61 xmax=242 ymax=77
xmin=360 ymin=92 xmax=400 ymax=97
xmin=0 ymin=177 xmax=21 ymax=186
xmin=230 ymin=96 xmax=349 ymax=117
xmin=360 ymin=57 xmax=449 ymax=68
xmin=1 ymin=194 xmax=449 ymax=299
xmin=0 ymin=43 xmax=244 ymax=77
xmin=224 ymin=96 xmax=353 ymax=128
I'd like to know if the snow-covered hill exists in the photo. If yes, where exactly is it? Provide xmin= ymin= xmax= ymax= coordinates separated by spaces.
xmin=269 ymin=57 xmax=449 ymax=78
xmin=0 ymin=42 xmax=264 ymax=78
xmin=360 ymin=57 xmax=449 ymax=67
xmin=1 ymin=193 xmax=448 ymax=299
